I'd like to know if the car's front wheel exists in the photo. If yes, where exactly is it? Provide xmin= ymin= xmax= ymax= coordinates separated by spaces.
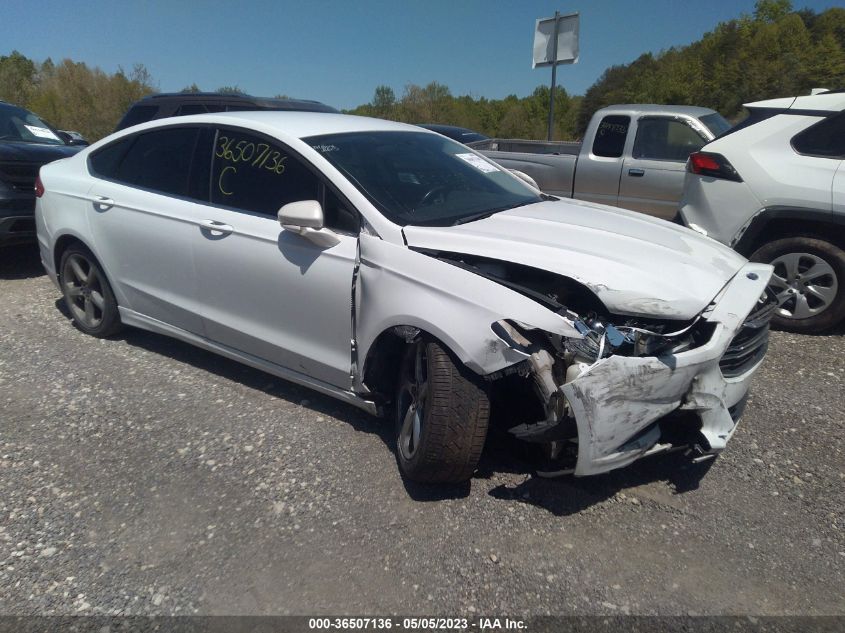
xmin=59 ymin=245 xmax=122 ymax=337
xmin=395 ymin=337 xmax=490 ymax=483
xmin=750 ymin=236 xmax=845 ymax=333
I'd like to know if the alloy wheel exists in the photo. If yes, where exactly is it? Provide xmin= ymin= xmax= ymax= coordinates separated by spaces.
xmin=63 ymin=253 xmax=106 ymax=329
xmin=768 ymin=252 xmax=838 ymax=320
xmin=397 ymin=340 xmax=429 ymax=461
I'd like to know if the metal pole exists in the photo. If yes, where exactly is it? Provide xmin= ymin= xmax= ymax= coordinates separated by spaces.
xmin=547 ymin=10 xmax=560 ymax=141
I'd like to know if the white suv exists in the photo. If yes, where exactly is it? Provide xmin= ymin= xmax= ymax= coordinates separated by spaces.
xmin=680 ymin=91 xmax=845 ymax=333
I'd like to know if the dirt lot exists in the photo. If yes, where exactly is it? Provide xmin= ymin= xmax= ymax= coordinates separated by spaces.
xmin=0 ymin=244 xmax=843 ymax=616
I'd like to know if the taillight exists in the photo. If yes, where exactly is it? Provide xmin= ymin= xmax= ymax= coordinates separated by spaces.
xmin=687 ymin=152 xmax=743 ymax=182
xmin=34 ymin=175 xmax=45 ymax=198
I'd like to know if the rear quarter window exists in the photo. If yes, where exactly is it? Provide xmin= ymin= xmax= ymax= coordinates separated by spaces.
xmin=791 ymin=112 xmax=845 ymax=158
xmin=88 ymin=137 xmax=134 ymax=179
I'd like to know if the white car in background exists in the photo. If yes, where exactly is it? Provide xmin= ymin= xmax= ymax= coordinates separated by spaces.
xmin=680 ymin=90 xmax=845 ymax=333
xmin=36 ymin=112 xmax=772 ymax=483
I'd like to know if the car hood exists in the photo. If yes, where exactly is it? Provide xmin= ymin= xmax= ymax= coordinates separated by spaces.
xmin=0 ymin=141 xmax=81 ymax=164
xmin=402 ymin=199 xmax=747 ymax=320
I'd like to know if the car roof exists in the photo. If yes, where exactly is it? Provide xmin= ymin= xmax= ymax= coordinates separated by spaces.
xmin=133 ymin=92 xmax=339 ymax=113
xmin=594 ymin=104 xmax=718 ymax=118
xmin=744 ymin=92 xmax=845 ymax=112
xmin=122 ymin=111 xmax=429 ymax=139
xmin=417 ymin=124 xmax=474 ymax=133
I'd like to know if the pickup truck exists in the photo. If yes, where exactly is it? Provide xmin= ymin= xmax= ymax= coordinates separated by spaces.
xmin=471 ymin=104 xmax=732 ymax=220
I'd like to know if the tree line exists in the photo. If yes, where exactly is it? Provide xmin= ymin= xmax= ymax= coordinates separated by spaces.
xmin=0 ymin=51 xmax=156 ymax=141
xmin=576 ymin=0 xmax=845 ymax=134
xmin=351 ymin=1 xmax=845 ymax=139
xmin=1 ymin=1 xmax=843 ymax=143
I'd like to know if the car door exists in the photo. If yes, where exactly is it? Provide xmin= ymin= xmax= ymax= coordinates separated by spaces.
xmin=85 ymin=126 xmax=211 ymax=334
xmin=573 ymin=114 xmax=630 ymax=207
xmin=618 ymin=116 xmax=708 ymax=219
xmin=190 ymin=126 xmax=360 ymax=389
xmin=834 ymin=160 xmax=845 ymax=215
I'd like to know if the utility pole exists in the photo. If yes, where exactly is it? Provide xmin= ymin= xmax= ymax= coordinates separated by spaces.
xmin=547 ymin=11 xmax=560 ymax=141
xmin=532 ymin=11 xmax=579 ymax=142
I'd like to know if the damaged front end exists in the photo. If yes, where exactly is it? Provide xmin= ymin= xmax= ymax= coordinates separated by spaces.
xmin=445 ymin=253 xmax=776 ymax=477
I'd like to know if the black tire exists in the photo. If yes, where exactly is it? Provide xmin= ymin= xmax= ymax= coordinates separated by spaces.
xmin=395 ymin=337 xmax=490 ymax=483
xmin=59 ymin=244 xmax=123 ymax=337
xmin=750 ymin=236 xmax=845 ymax=333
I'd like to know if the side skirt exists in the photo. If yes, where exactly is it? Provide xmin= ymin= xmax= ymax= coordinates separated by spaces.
xmin=118 ymin=307 xmax=379 ymax=416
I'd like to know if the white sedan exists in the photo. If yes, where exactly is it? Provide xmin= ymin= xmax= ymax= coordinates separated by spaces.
xmin=35 ymin=111 xmax=773 ymax=483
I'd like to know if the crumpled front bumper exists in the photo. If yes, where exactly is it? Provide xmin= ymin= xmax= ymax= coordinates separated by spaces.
xmin=561 ymin=262 xmax=772 ymax=476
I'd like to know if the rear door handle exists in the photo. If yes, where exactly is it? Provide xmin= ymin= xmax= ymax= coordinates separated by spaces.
xmin=628 ymin=168 xmax=645 ymax=177
xmin=90 ymin=196 xmax=114 ymax=209
xmin=198 ymin=219 xmax=234 ymax=235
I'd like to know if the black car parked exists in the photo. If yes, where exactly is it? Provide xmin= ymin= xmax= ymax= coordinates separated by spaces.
xmin=115 ymin=92 xmax=339 ymax=131
xmin=415 ymin=124 xmax=489 ymax=144
xmin=0 ymin=101 xmax=82 ymax=246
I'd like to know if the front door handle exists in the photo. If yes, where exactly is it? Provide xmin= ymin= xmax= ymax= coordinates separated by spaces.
xmin=198 ymin=219 xmax=234 ymax=235
xmin=628 ymin=168 xmax=645 ymax=177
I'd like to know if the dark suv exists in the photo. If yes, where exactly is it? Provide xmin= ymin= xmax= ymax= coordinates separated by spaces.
xmin=0 ymin=101 xmax=82 ymax=246
xmin=115 ymin=93 xmax=339 ymax=131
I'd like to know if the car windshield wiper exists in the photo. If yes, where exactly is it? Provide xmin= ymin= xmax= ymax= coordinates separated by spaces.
xmin=450 ymin=201 xmax=531 ymax=226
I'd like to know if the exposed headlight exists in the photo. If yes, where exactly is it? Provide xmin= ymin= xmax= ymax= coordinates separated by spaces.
xmin=566 ymin=314 xmax=702 ymax=363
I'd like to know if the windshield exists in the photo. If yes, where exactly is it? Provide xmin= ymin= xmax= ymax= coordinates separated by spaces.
xmin=0 ymin=104 xmax=66 ymax=146
xmin=304 ymin=131 xmax=541 ymax=226
xmin=699 ymin=112 xmax=732 ymax=138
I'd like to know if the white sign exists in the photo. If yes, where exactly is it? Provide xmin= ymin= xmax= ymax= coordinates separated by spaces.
xmin=532 ymin=12 xmax=579 ymax=68
xmin=456 ymin=153 xmax=500 ymax=173
xmin=24 ymin=125 xmax=61 ymax=141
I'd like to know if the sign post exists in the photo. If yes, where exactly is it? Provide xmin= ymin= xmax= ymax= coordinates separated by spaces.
xmin=533 ymin=11 xmax=580 ymax=141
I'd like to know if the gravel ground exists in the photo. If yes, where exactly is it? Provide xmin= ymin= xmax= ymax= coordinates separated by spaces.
xmin=0 ymin=244 xmax=843 ymax=617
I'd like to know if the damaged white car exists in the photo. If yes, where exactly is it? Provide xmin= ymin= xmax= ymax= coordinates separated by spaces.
xmin=35 ymin=112 xmax=774 ymax=483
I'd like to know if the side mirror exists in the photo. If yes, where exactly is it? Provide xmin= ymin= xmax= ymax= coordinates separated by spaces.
xmin=279 ymin=200 xmax=324 ymax=230
xmin=509 ymin=169 xmax=539 ymax=190
xmin=278 ymin=200 xmax=340 ymax=248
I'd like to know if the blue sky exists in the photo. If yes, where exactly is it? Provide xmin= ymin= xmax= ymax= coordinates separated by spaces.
xmin=2 ymin=0 xmax=840 ymax=110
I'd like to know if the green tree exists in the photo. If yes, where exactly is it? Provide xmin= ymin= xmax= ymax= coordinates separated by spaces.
xmin=573 ymin=4 xmax=845 ymax=135
xmin=216 ymin=85 xmax=245 ymax=94
xmin=25 ymin=57 xmax=155 ymax=140
xmin=0 ymin=50 xmax=37 ymax=106
xmin=371 ymin=85 xmax=395 ymax=118
xmin=755 ymin=0 xmax=792 ymax=23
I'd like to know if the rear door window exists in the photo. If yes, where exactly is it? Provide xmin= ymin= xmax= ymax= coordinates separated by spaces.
xmin=112 ymin=127 xmax=201 ymax=197
xmin=632 ymin=118 xmax=707 ymax=161
xmin=592 ymin=115 xmax=630 ymax=158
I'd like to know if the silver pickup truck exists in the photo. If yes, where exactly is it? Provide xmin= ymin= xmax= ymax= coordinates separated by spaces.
xmin=472 ymin=104 xmax=731 ymax=220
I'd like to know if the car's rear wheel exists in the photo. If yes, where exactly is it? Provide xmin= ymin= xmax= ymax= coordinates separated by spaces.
xmin=59 ymin=245 xmax=122 ymax=337
xmin=750 ymin=236 xmax=845 ymax=333
xmin=395 ymin=337 xmax=490 ymax=483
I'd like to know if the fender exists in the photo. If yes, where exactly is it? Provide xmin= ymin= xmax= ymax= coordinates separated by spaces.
xmin=355 ymin=234 xmax=580 ymax=387
xmin=732 ymin=206 xmax=842 ymax=255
